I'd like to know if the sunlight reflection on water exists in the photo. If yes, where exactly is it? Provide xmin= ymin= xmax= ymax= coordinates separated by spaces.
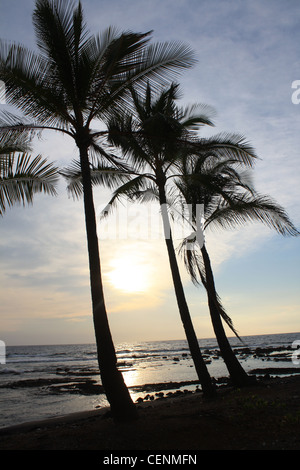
xmin=1 ymin=333 xmax=298 ymax=428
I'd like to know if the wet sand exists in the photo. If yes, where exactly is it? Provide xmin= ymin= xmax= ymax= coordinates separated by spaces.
xmin=0 ymin=375 xmax=299 ymax=451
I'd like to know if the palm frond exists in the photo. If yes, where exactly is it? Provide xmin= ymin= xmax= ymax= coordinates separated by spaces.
xmin=0 ymin=40 xmax=71 ymax=127
xmin=33 ymin=0 xmax=89 ymax=58
xmin=33 ymin=0 xmax=95 ymax=110
xmin=177 ymin=102 xmax=216 ymax=130
xmin=99 ymin=174 xmax=150 ymax=219
xmin=60 ymin=158 xmax=132 ymax=199
xmin=0 ymin=111 xmax=38 ymax=142
xmin=93 ymin=39 xmax=196 ymax=120
xmin=193 ymin=133 xmax=258 ymax=168
xmin=131 ymin=40 xmax=197 ymax=90
xmin=0 ymin=152 xmax=58 ymax=215
xmin=106 ymin=109 xmax=155 ymax=171
xmin=0 ymin=130 xmax=31 ymax=155
xmin=126 ymin=182 xmax=159 ymax=204
xmin=178 ymin=237 xmax=241 ymax=338
xmin=178 ymin=236 xmax=200 ymax=286
xmin=205 ymin=193 xmax=299 ymax=236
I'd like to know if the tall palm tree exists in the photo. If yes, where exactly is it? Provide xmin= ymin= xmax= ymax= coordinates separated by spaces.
xmin=88 ymin=84 xmax=275 ymax=395
xmin=0 ymin=0 xmax=196 ymax=421
xmin=96 ymin=83 xmax=298 ymax=391
xmin=65 ymin=83 xmax=216 ymax=396
xmin=107 ymin=84 xmax=217 ymax=396
xmin=93 ymin=84 xmax=255 ymax=397
xmin=0 ymin=132 xmax=58 ymax=215
xmin=176 ymin=152 xmax=299 ymax=386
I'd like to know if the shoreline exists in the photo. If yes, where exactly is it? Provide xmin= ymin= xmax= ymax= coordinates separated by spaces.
xmin=0 ymin=374 xmax=299 ymax=450
xmin=1 ymin=367 xmax=297 ymax=434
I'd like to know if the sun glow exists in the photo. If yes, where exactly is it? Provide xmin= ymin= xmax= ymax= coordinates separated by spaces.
xmin=106 ymin=254 xmax=151 ymax=293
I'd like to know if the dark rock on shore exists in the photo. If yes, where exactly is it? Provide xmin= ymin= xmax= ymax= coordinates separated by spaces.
xmin=250 ymin=367 xmax=300 ymax=375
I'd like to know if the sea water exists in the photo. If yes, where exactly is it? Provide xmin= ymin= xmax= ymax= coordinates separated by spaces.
xmin=0 ymin=332 xmax=299 ymax=429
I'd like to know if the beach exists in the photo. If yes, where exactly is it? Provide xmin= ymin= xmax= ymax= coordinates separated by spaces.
xmin=0 ymin=375 xmax=299 ymax=451
xmin=1 ymin=0 xmax=299 ymax=456
xmin=1 ymin=333 xmax=299 ymax=428
xmin=1 ymin=333 xmax=300 ymax=452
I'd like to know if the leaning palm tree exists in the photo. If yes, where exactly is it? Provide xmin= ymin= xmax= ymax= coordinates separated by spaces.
xmin=99 ymin=83 xmax=299 ymax=391
xmin=0 ymin=132 xmax=58 ymax=215
xmin=0 ymin=0 xmax=196 ymax=421
xmin=89 ymin=84 xmax=264 ymax=397
xmin=90 ymin=84 xmax=274 ymax=395
xmin=64 ymin=82 xmax=216 ymax=397
xmin=176 ymin=152 xmax=299 ymax=386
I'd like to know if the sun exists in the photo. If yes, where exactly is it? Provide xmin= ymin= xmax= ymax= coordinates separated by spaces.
xmin=106 ymin=254 xmax=151 ymax=293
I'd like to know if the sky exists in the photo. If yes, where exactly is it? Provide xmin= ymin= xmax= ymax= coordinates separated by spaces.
xmin=0 ymin=0 xmax=299 ymax=346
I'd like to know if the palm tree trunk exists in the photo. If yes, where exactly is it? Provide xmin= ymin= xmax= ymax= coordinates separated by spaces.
xmin=158 ymin=186 xmax=215 ymax=397
xmin=79 ymin=143 xmax=138 ymax=422
xmin=200 ymin=243 xmax=254 ymax=387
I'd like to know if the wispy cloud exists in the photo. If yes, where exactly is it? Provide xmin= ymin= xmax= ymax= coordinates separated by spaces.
xmin=0 ymin=0 xmax=299 ymax=344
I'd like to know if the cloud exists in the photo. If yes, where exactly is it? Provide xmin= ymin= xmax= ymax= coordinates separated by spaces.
xmin=0 ymin=0 xmax=299 ymax=344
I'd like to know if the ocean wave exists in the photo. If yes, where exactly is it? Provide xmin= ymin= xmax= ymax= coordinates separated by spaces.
xmin=0 ymin=368 xmax=21 ymax=375
xmin=0 ymin=332 xmax=299 ymax=429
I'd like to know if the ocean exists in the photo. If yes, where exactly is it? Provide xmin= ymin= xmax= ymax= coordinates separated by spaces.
xmin=0 ymin=332 xmax=299 ymax=429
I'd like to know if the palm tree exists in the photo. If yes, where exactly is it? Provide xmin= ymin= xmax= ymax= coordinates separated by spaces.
xmin=176 ymin=151 xmax=299 ymax=386
xmin=0 ymin=132 xmax=58 ymax=215
xmin=100 ymin=85 xmax=274 ymax=394
xmin=0 ymin=0 xmax=197 ymax=421
xmin=91 ymin=83 xmax=221 ymax=397
xmin=101 ymin=83 xmax=299 ymax=391
xmin=84 ymin=84 xmax=273 ymax=395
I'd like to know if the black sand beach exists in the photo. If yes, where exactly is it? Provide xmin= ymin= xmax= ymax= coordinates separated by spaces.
xmin=0 ymin=375 xmax=299 ymax=451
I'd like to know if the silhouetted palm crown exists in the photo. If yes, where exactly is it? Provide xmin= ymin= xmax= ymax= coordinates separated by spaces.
xmin=0 ymin=1 xmax=196 ymax=153
xmin=0 ymin=133 xmax=58 ymax=215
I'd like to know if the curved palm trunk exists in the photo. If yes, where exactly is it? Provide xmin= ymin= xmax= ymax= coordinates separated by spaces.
xmin=200 ymin=244 xmax=255 ymax=387
xmin=158 ymin=186 xmax=215 ymax=397
xmin=79 ymin=144 xmax=138 ymax=422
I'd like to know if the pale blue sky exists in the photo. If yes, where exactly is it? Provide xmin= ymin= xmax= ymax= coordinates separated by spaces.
xmin=0 ymin=0 xmax=299 ymax=345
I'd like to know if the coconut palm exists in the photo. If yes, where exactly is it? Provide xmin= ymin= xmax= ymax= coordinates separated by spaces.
xmin=176 ymin=152 xmax=299 ymax=386
xmin=0 ymin=0 xmax=197 ymax=421
xmin=96 ymin=82 xmax=299 ymax=391
xmin=65 ymin=82 xmax=216 ymax=396
xmin=0 ymin=132 xmax=58 ymax=215
xmin=92 ymin=83 xmax=257 ymax=397
xmin=80 ymin=84 xmax=270 ymax=395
